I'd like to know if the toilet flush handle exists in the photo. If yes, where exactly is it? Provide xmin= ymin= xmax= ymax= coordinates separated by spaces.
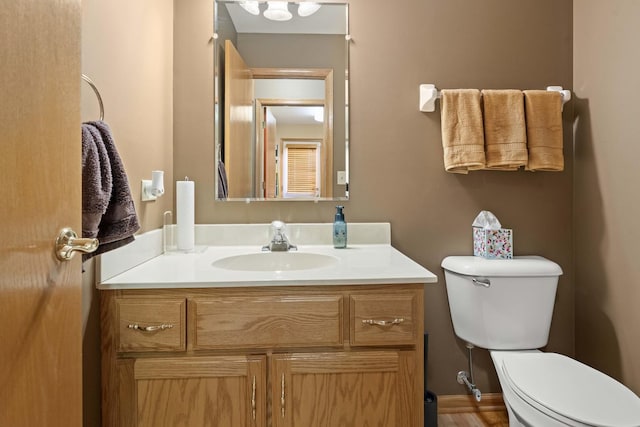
xmin=472 ymin=277 xmax=491 ymax=288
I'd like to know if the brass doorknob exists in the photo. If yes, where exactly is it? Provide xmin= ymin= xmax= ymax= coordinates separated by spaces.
xmin=55 ymin=228 xmax=99 ymax=261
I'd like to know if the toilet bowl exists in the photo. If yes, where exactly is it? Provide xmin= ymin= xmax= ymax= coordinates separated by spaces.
xmin=442 ymin=256 xmax=640 ymax=427
xmin=492 ymin=350 xmax=640 ymax=427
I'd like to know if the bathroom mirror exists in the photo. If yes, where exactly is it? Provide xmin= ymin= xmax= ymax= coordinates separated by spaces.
xmin=214 ymin=0 xmax=349 ymax=201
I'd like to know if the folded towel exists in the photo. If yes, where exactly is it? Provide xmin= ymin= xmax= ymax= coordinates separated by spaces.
xmin=82 ymin=121 xmax=140 ymax=259
xmin=523 ymin=90 xmax=564 ymax=171
xmin=481 ymin=89 xmax=528 ymax=170
xmin=440 ymin=89 xmax=486 ymax=174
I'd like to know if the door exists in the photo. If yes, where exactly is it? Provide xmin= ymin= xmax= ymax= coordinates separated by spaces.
xmin=264 ymin=107 xmax=278 ymax=198
xmin=271 ymin=351 xmax=415 ymax=427
xmin=255 ymin=103 xmax=278 ymax=199
xmin=127 ymin=356 xmax=265 ymax=427
xmin=0 ymin=1 xmax=83 ymax=426
xmin=224 ymin=40 xmax=254 ymax=198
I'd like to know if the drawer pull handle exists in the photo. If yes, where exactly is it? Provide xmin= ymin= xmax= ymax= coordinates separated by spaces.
xmin=251 ymin=375 xmax=256 ymax=420
xmin=281 ymin=373 xmax=286 ymax=419
xmin=127 ymin=324 xmax=174 ymax=332
xmin=362 ymin=318 xmax=405 ymax=327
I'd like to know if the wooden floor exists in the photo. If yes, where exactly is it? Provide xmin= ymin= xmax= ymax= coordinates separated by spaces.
xmin=436 ymin=393 xmax=510 ymax=426
xmin=437 ymin=410 xmax=509 ymax=426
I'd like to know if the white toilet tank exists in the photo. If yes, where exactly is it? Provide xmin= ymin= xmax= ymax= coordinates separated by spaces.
xmin=442 ymin=256 xmax=563 ymax=350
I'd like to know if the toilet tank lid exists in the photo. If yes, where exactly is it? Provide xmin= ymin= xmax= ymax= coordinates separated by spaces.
xmin=441 ymin=256 xmax=563 ymax=277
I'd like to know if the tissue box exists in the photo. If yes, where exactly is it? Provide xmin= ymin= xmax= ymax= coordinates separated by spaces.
xmin=473 ymin=227 xmax=513 ymax=259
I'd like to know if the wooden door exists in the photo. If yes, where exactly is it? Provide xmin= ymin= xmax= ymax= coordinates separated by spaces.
xmin=0 ymin=1 xmax=83 ymax=426
xmin=265 ymin=108 xmax=278 ymax=198
xmin=224 ymin=40 xmax=254 ymax=198
xmin=271 ymin=351 xmax=417 ymax=427
xmin=254 ymin=100 xmax=269 ymax=198
xmin=127 ymin=356 xmax=265 ymax=427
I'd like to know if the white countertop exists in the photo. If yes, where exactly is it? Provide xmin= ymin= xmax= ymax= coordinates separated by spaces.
xmin=98 ymin=244 xmax=438 ymax=289
xmin=96 ymin=223 xmax=437 ymax=289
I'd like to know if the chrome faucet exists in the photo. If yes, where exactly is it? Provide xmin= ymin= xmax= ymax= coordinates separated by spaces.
xmin=262 ymin=220 xmax=297 ymax=252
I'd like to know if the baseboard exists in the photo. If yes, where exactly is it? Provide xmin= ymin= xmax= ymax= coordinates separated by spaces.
xmin=437 ymin=393 xmax=506 ymax=414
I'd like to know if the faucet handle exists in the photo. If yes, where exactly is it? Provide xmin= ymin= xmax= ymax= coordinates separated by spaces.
xmin=271 ymin=220 xmax=286 ymax=239
xmin=265 ymin=220 xmax=295 ymax=251
xmin=271 ymin=220 xmax=286 ymax=231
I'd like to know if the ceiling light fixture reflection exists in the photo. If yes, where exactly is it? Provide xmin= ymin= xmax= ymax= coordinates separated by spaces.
xmin=238 ymin=1 xmax=260 ymax=15
xmin=297 ymin=2 xmax=321 ymax=17
xmin=263 ymin=1 xmax=292 ymax=21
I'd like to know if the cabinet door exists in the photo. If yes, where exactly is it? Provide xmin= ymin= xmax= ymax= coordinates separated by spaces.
xmin=121 ymin=355 xmax=265 ymax=427
xmin=271 ymin=351 xmax=419 ymax=427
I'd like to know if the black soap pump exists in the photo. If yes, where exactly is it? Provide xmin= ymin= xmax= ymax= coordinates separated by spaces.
xmin=333 ymin=206 xmax=347 ymax=248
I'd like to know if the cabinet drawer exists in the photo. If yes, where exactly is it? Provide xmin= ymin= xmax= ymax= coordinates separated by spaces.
xmin=350 ymin=293 xmax=417 ymax=346
xmin=116 ymin=298 xmax=186 ymax=352
xmin=190 ymin=295 xmax=343 ymax=349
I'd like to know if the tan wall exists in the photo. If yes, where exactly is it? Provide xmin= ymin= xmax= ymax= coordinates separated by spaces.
xmin=574 ymin=1 xmax=640 ymax=394
xmin=175 ymin=0 xmax=574 ymax=396
xmin=81 ymin=0 xmax=174 ymax=232
xmin=81 ymin=1 xmax=174 ymax=425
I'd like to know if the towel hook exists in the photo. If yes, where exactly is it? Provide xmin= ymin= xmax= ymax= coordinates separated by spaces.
xmin=82 ymin=74 xmax=104 ymax=121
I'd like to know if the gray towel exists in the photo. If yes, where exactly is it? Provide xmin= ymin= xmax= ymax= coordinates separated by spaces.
xmin=82 ymin=121 xmax=140 ymax=259
xmin=217 ymin=160 xmax=228 ymax=199
xmin=82 ymin=124 xmax=112 ymax=238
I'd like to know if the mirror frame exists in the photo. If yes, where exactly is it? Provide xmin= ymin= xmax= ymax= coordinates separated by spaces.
xmin=213 ymin=0 xmax=349 ymax=202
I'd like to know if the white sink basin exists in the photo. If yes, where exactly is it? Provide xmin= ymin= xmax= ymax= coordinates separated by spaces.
xmin=212 ymin=252 xmax=339 ymax=272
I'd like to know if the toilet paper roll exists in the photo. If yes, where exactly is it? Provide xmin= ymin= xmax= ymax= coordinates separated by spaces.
xmin=176 ymin=180 xmax=195 ymax=251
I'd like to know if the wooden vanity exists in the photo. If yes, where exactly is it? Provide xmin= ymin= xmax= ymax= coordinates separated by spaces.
xmin=97 ymin=224 xmax=437 ymax=427
xmin=100 ymin=283 xmax=424 ymax=427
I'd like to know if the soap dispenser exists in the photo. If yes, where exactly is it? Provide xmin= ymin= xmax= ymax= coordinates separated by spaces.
xmin=333 ymin=206 xmax=347 ymax=248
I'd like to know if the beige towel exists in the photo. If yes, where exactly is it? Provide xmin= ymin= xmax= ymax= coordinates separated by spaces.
xmin=523 ymin=90 xmax=564 ymax=171
xmin=482 ymin=89 xmax=528 ymax=170
xmin=441 ymin=89 xmax=485 ymax=174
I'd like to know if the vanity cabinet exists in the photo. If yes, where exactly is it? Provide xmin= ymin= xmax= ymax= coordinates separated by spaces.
xmin=121 ymin=355 xmax=266 ymax=427
xmin=271 ymin=350 xmax=415 ymax=427
xmin=100 ymin=285 xmax=424 ymax=427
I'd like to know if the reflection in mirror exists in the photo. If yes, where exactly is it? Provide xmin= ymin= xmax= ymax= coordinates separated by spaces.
xmin=214 ymin=1 xmax=349 ymax=201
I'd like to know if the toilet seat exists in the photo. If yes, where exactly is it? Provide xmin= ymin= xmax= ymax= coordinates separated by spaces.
xmin=501 ymin=352 xmax=640 ymax=427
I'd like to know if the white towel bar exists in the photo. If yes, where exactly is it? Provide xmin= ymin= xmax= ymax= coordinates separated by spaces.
xmin=419 ymin=84 xmax=571 ymax=112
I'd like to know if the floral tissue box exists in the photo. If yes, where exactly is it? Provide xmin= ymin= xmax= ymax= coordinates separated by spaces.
xmin=473 ymin=227 xmax=513 ymax=259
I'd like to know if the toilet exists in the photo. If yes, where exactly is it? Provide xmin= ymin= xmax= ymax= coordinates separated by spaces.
xmin=442 ymin=255 xmax=640 ymax=427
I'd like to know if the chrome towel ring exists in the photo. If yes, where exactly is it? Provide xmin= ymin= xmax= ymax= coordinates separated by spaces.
xmin=81 ymin=73 xmax=104 ymax=120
